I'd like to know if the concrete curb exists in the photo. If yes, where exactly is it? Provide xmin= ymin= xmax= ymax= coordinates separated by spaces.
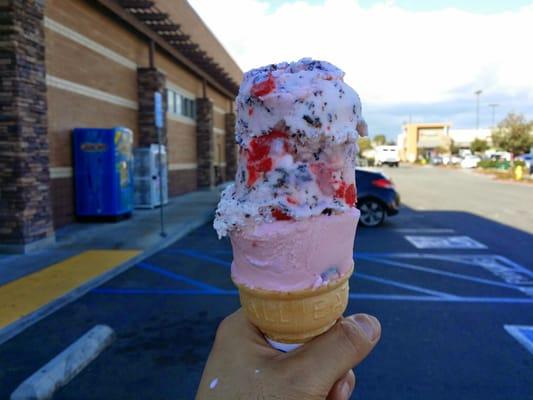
xmin=0 ymin=209 xmax=214 ymax=346
xmin=10 ymin=325 xmax=115 ymax=400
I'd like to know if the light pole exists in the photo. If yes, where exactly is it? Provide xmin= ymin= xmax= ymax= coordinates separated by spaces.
xmin=475 ymin=90 xmax=482 ymax=130
xmin=489 ymin=103 xmax=499 ymax=127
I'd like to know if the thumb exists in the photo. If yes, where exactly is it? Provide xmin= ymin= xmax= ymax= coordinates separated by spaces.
xmin=285 ymin=314 xmax=381 ymax=392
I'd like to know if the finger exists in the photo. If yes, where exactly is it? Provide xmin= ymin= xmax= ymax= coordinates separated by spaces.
xmin=326 ymin=370 xmax=355 ymax=400
xmin=213 ymin=309 xmax=278 ymax=356
xmin=285 ymin=314 xmax=381 ymax=389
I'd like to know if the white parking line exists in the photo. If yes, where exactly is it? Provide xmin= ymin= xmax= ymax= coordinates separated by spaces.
xmin=404 ymin=235 xmax=487 ymax=249
xmin=504 ymin=325 xmax=533 ymax=355
xmin=360 ymin=253 xmax=533 ymax=297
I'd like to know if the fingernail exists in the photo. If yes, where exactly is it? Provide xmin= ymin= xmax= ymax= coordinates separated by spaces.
xmin=341 ymin=381 xmax=352 ymax=399
xmin=353 ymin=314 xmax=380 ymax=342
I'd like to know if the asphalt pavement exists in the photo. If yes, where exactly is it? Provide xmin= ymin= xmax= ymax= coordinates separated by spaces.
xmin=0 ymin=166 xmax=532 ymax=399
xmin=384 ymin=164 xmax=533 ymax=234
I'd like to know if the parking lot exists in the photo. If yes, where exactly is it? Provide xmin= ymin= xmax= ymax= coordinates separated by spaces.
xmin=1 ymin=166 xmax=532 ymax=399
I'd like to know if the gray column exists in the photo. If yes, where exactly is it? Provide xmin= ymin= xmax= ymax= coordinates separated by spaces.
xmin=137 ymin=67 xmax=167 ymax=146
xmin=224 ymin=112 xmax=237 ymax=180
xmin=196 ymin=98 xmax=214 ymax=188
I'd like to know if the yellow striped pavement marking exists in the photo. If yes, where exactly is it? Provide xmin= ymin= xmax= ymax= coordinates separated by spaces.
xmin=0 ymin=250 xmax=139 ymax=330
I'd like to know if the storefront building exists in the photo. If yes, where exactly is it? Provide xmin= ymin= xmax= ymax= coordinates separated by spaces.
xmin=0 ymin=0 xmax=242 ymax=252
xmin=398 ymin=123 xmax=451 ymax=162
xmin=397 ymin=123 xmax=494 ymax=162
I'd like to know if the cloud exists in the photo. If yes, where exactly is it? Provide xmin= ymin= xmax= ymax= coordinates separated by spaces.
xmin=190 ymin=0 xmax=533 ymax=138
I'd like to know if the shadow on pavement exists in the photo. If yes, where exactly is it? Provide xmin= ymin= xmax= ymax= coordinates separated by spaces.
xmin=0 ymin=206 xmax=531 ymax=399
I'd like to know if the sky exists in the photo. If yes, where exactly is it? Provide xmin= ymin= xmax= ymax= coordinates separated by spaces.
xmin=189 ymin=0 xmax=533 ymax=140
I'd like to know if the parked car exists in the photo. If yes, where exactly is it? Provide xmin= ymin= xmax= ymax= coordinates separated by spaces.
xmin=516 ymin=153 xmax=533 ymax=173
xmin=442 ymin=155 xmax=462 ymax=165
xmin=451 ymin=155 xmax=463 ymax=165
xmin=487 ymin=150 xmax=512 ymax=162
xmin=430 ymin=156 xmax=443 ymax=165
xmin=375 ymin=145 xmax=400 ymax=167
xmin=460 ymin=155 xmax=481 ymax=168
xmin=356 ymin=168 xmax=400 ymax=227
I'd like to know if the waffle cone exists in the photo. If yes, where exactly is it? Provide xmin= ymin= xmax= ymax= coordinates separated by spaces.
xmin=234 ymin=262 xmax=354 ymax=344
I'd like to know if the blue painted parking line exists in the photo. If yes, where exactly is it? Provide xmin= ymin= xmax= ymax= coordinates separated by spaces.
xmin=495 ymin=256 xmax=533 ymax=279
xmin=356 ymin=253 xmax=532 ymax=277
xmin=359 ymin=253 xmax=533 ymax=297
xmin=356 ymin=272 xmax=458 ymax=299
xmin=137 ymin=262 xmax=224 ymax=293
xmin=164 ymin=248 xmax=232 ymax=268
xmin=89 ymin=250 xmax=533 ymax=305
xmin=359 ymin=254 xmax=523 ymax=291
xmin=93 ymin=288 xmax=238 ymax=296
xmin=349 ymin=295 xmax=533 ymax=303
xmin=168 ymin=250 xmax=454 ymax=299
xmin=156 ymin=249 xmax=533 ymax=301
xmin=503 ymin=325 xmax=533 ymax=355
xmin=91 ymin=287 xmax=533 ymax=304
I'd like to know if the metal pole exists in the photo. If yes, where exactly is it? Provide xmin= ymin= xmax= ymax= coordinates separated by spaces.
xmin=157 ymin=123 xmax=166 ymax=238
xmin=475 ymin=90 xmax=482 ymax=130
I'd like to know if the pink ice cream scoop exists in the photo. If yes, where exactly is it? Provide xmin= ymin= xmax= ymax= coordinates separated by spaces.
xmin=230 ymin=208 xmax=360 ymax=291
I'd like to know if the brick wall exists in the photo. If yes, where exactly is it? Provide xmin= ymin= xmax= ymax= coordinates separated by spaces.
xmin=50 ymin=177 xmax=74 ymax=228
xmin=0 ymin=0 xmax=55 ymax=251
xmin=168 ymin=169 xmax=197 ymax=197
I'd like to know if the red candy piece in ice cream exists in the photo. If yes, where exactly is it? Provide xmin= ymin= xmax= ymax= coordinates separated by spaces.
xmin=246 ymin=131 xmax=288 ymax=186
xmin=247 ymin=165 xmax=259 ymax=186
xmin=272 ymin=208 xmax=292 ymax=221
xmin=249 ymin=131 xmax=287 ymax=162
xmin=286 ymin=196 xmax=298 ymax=205
xmin=345 ymin=184 xmax=356 ymax=206
xmin=335 ymin=181 xmax=347 ymax=199
xmin=256 ymin=157 xmax=273 ymax=173
xmin=251 ymin=74 xmax=275 ymax=97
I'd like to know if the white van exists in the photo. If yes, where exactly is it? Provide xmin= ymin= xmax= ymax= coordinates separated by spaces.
xmin=375 ymin=145 xmax=400 ymax=167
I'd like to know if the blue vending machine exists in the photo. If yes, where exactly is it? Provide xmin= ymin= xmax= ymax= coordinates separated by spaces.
xmin=73 ymin=127 xmax=134 ymax=219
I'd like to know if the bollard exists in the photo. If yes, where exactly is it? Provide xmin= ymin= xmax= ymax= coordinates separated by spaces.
xmin=10 ymin=325 xmax=115 ymax=400
xmin=514 ymin=165 xmax=523 ymax=180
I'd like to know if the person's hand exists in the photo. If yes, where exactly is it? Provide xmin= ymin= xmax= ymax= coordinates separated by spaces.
xmin=196 ymin=309 xmax=381 ymax=400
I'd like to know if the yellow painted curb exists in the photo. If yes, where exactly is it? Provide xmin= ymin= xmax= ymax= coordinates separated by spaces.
xmin=0 ymin=250 xmax=139 ymax=330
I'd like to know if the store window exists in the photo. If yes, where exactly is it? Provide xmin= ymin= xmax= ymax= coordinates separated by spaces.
xmin=166 ymin=88 xmax=196 ymax=119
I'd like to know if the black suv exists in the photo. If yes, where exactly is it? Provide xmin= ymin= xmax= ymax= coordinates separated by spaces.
xmin=356 ymin=168 xmax=400 ymax=227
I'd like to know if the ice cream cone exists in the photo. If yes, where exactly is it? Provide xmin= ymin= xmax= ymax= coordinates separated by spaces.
xmin=234 ymin=262 xmax=354 ymax=344
xmin=214 ymin=59 xmax=366 ymax=350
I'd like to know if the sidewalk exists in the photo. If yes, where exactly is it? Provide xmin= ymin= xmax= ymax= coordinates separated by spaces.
xmin=0 ymin=187 xmax=223 ymax=344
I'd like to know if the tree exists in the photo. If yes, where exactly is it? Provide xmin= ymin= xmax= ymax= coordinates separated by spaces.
xmin=358 ymin=137 xmax=372 ymax=156
xmin=373 ymin=134 xmax=386 ymax=146
xmin=449 ymin=139 xmax=459 ymax=155
xmin=470 ymin=138 xmax=489 ymax=154
xmin=492 ymin=113 xmax=533 ymax=156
